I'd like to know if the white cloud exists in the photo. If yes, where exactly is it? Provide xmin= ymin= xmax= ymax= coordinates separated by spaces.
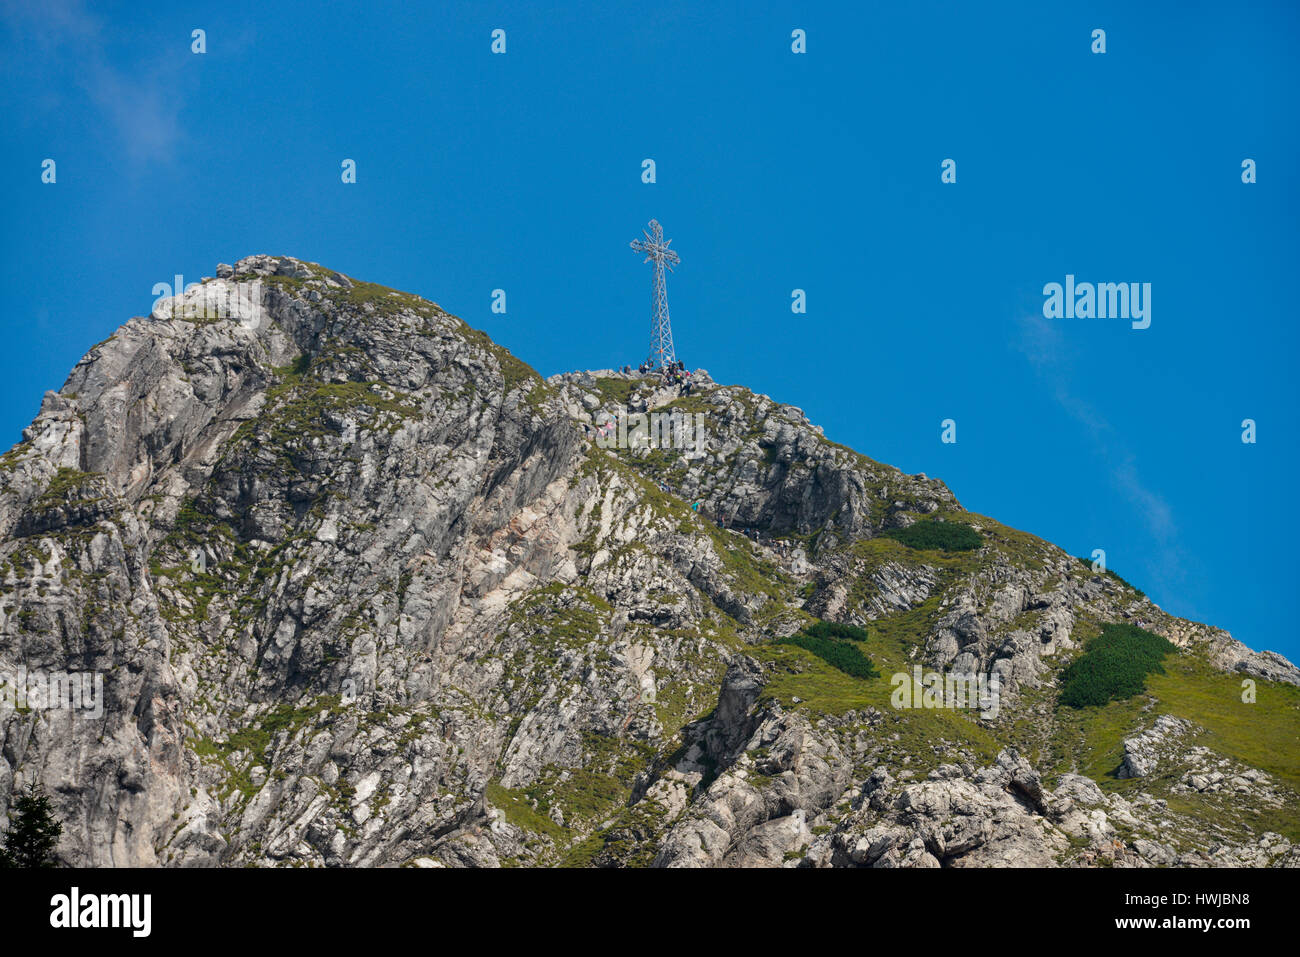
xmin=1013 ymin=313 xmax=1179 ymax=552
xmin=2 ymin=0 xmax=189 ymax=166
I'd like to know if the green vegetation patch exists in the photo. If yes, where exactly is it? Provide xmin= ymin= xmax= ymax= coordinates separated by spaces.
xmin=1147 ymin=655 xmax=1300 ymax=794
xmin=328 ymin=278 xmax=425 ymax=314
xmin=21 ymin=467 xmax=108 ymax=516
xmin=801 ymin=620 xmax=873 ymax=643
xmin=1076 ymin=556 xmax=1147 ymax=598
xmin=662 ymin=392 xmax=715 ymax=415
xmin=190 ymin=696 xmax=344 ymax=802
xmin=485 ymin=731 xmax=659 ymax=865
xmin=485 ymin=780 xmax=566 ymax=841
xmin=1058 ymin=623 xmax=1176 ymax=708
xmin=776 ymin=620 xmax=880 ymax=679
xmin=228 ymin=354 xmax=422 ymax=452
xmin=882 ymin=519 xmax=983 ymax=552
xmin=593 ymin=377 xmax=634 ymax=408
xmin=1041 ymin=649 xmax=1300 ymax=847
xmin=273 ymin=381 xmax=421 ymax=441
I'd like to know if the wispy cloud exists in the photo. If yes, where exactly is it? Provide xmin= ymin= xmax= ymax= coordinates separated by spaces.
xmin=2 ymin=0 xmax=190 ymax=166
xmin=1013 ymin=313 xmax=1181 ymax=571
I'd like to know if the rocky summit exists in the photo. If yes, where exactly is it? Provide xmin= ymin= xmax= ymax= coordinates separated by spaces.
xmin=1 ymin=255 xmax=1297 ymax=869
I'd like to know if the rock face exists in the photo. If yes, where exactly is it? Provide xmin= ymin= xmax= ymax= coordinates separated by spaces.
xmin=0 ymin=255 xmax=1296 ymax=868
xmin=1117 ymin=715 xmax=1192 ymax=779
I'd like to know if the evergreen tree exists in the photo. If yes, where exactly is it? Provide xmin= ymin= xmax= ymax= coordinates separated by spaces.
xmin=0 ymin=783 xmax=63 ymax=868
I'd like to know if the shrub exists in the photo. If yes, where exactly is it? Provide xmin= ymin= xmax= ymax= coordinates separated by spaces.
xmin=803 ymin=620 xmax=872 ymax=643
xmin=1058 ymin=623 xmax=1176 ymax=708
xmin=1076 ymin=556 xmax=1147 ymax=598
xmin=882 ymin=520 xmax=982 ymax=552
xmin=0 ymin=783 xmax=63 ymax=868
xmin=778 ymin=631 xmax=880 ymax=679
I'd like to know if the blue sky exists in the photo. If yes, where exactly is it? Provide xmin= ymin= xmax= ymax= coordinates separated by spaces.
xmin=1 ymin=1 xmax=1297 ymax=660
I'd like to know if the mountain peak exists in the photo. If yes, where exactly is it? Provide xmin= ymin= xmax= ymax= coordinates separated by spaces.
xmin=1 ymin=258 xmax=1297 ymax=868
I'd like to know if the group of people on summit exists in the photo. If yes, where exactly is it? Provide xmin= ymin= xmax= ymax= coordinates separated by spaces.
xmin=620 ymin=359 xmax=694 ymax=395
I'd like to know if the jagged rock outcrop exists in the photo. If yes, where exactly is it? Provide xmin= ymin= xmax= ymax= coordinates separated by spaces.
xmin=1 ymin=255 xmax=1296 ymax=868
xmin=824 ymin=750 xmax=1067 ymax=868
xmin=1117 ymin=715 xmax=1193 ymax=779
